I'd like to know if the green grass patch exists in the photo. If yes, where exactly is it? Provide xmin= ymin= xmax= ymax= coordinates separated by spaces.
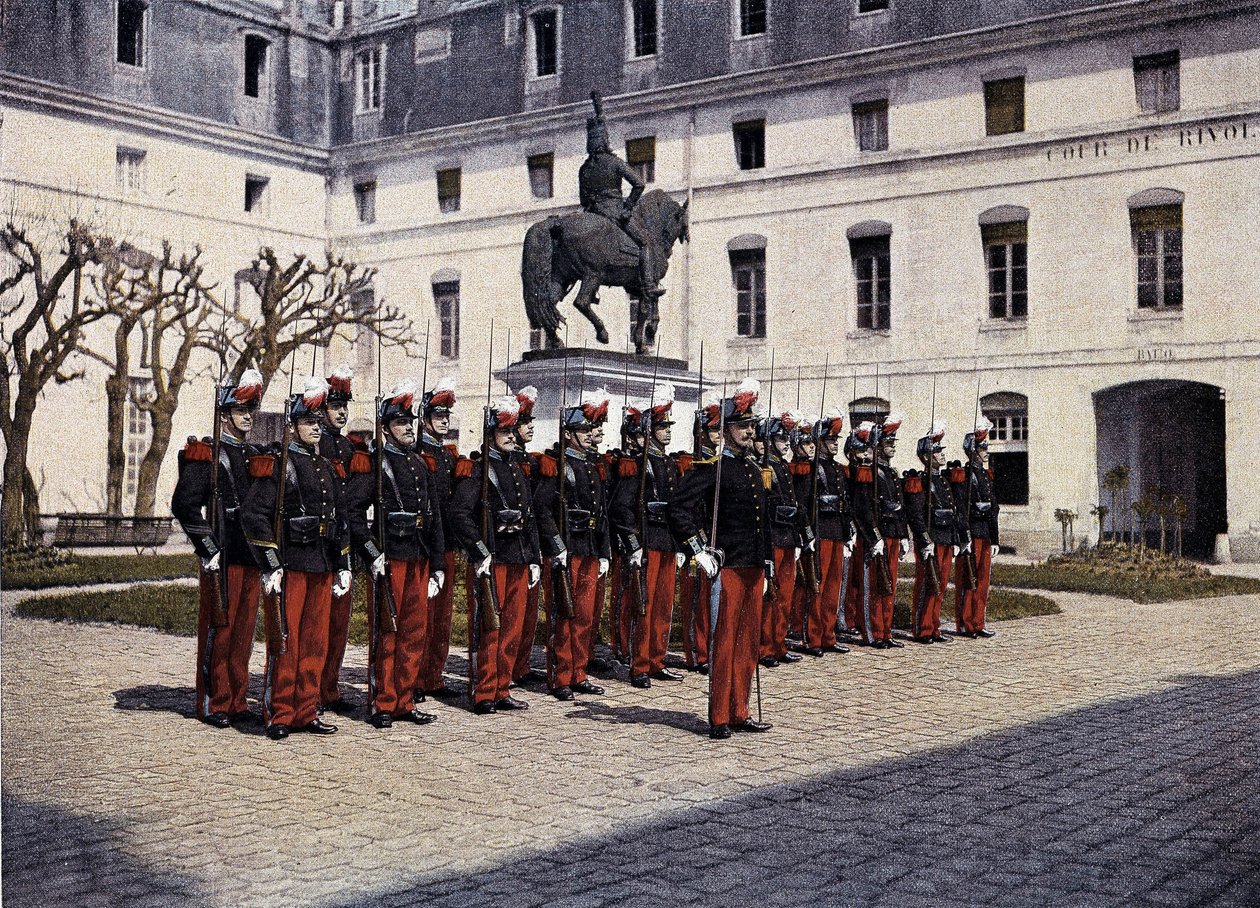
xmin=2 ymin=548 xmax=197 ymax=590
xmin=891 ymin=585 xmax=1059 ymax=627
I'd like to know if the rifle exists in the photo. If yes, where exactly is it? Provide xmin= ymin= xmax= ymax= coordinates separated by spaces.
xmin=961 ymin=367 xmax=982 ymax=591
xmin=372 ymin=325 xmax=398 ymax=636
xmin=760 ymin=349 xmax=778 ymax=603
xmin=551 ymin=349 xmax=577 ymax=620
xmin=475 ymin=327 xmax=502 ymax=635
xmin=705 ymin=377 xmax=728 ymax=707
xmin=264 ymin=350 xmax=296 ymax=656
xmin=922 ymin=375 xmax=942 ymax=599
xmin=798 ymin=357 xmax=827 ymax=613
xmin=205 ymin=372 xmax=230 ymax=628
xmin=630 ymin=347 xmax=663 ymax=619
xmin=869 ymin=369 xmax=895 ymax=598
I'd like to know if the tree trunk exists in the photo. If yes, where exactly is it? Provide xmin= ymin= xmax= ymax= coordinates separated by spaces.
xmin=132 ymin=403 xmax=174 ymax=518
xmin=103 ymin=372 xmax=130 ymax=515
xmin=1061 ymin=522 xmax=1068 ymax=553
xmin=1 ymin=392 xmax=37 ymax=547
xmin=22 ymin=467 xmax=41 ymax=544
xmin=1159 ymin=516 xmax=1167 ymax=554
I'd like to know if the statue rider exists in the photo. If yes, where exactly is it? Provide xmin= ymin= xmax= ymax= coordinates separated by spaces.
xmin=578 ymin=92 xmax=665 ymax=302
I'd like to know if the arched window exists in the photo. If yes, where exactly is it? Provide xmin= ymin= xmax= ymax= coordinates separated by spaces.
xmin=981 ymin=391 xmax=1028 ymax=505
xmin=1129 ymin=189 xmax=1183 ymax=311
xmin=728 ymin=234 xmax=767 ymax=338
xmin=847 ymin=221 xmax=892 ymax=331
xmin=849 ymin=395 xmax=889 ymax=428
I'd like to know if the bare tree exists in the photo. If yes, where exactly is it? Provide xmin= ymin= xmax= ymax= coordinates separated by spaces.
xmin=0 ymin=219 xmax=112 ymax=546
xmin=227 ymin=247 xmax=414 ymax=391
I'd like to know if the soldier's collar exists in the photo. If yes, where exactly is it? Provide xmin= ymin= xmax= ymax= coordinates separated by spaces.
xmin=422 ymin=431 xmax=443 ymax=446
xmin=289 ymin=440 xmax=315 ymax=455
xmin=220 ymin=433 xmax=245 ymax=448
xmin=383 ymin=439 xmax=412 ymax=455
xmin=565 ymin=446 xmax=590 ymax=461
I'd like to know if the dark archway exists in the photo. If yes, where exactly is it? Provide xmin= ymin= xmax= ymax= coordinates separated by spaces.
xmin=1094 ymin=380 xmax=1226 ymax=559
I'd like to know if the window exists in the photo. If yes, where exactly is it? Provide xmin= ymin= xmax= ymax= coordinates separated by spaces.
xmin=849 ymin=396 xmax=889 ymax=428
xmin=530 ymin=9 xmax=558 ymax=77
xmin=125 ymin=377 xmax=153 ymax=510
xmin=414 ymin=27 xmax=451 ymax=63
xmin=1131 ymin=203 xmax=1183 ymax=310
xmin=352 ymin=287 xmax=375 ymax=376
xmin=436 ymin=167 xmax=461 ymax=213
xmin=984 ymin=77 xmax=1025 ymax=136
xmin=355 ymin=46 xmax=384 ymax=113
xmin=738 ymin=0 xmax=767 ymax=36
xmin=244 ymin=174 xmax=269 ymax=213
xmin=527 ymin=153 xmax=554 ymax=200
xmin=1134 ymin=51 xmax=1179 ymax=113
xmin=244 ymin=35 xmax=269 ymax=98
xmin=354 ymin=180 xmax=377 ymax=224
xmin=857 ymin=0 xmax=889 ymax=11
xmin=733 ymin=119 xmax=765 ymax=170
xmin=626 ymin=136 xmax=656 ymax=183
xmin=849 ymin=232 xmax=891 ymax=331
xmin=116 ymin=147 xmax=146 ymax=194
xmin=730 ymin=249 xmax=766 ymax=338
xmin=629 ymin=0 xmax=658 ymax=57
xmin=116 ymin=0 xmax=146 ymax=67
xmin=435 ymin=280 xmax=460 ymax=357
xmin=852 ymin=99 xmax=889 ymax=152
xmin=983 ymin=221 xmax=1028 ymax=319
xmin=981 ymin=392 xmax=1029 ymax=506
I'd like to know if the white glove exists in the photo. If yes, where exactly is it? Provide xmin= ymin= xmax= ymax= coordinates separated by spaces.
xmin=676 ymin=552 xmax=687 ymax=569
xmin=695 ymin=551 xmax=719 ymax=578
xmin=553 ymin=549 xmax=569 ymax=568
xmin=528 ymin=563 xmax=542 ymax=588
xmin=952 ymin=544 xmax=962 ymax=557
xmin=598 ymin=558 xmax=610 ymax=578
xmin=433 ymin=570 xmax=445 ymax=591
xmin=332 ymin=569 xmax=352 ymax=598
xmin=428 ymin=576 xmax=441 ymax=599
xmin=629 ymin=549 xmax=644 ymax=568
xmin=843 ymin=540 xmax=855 ymax=557
xmin=921 ymin=545 xmax=934 ymax=560
xmin=962 ymin=541 xmax=973 ymax=554
xmin=476 ymin=555 xmax=493 ymax=577
xmin=992 ymin=544 xmax=1001 ymax=556
xmin=870 ymin=539 xmax=885 ymax=558
xmin=262 ymin=569 xmax=283 ymax=596
xmin=806 ymin=538 xmax=816 ymax=553
xmin=794 ymin=547 xmax=802 ymax=560
xmin=370 ymin=553 xmax=387 ymax=576
xmin=202 ymin=552 xmax=221 ymax=573
xmin=900 ymin=538 xmax=911 ymax=559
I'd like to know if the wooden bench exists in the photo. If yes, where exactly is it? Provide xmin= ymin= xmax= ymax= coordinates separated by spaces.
xmin=53 ymin=514 xmax=175 ymax=554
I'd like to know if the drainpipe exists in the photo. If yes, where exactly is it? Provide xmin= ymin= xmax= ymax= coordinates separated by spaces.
xmin=681 ymin=107 xmax=695 ymax=367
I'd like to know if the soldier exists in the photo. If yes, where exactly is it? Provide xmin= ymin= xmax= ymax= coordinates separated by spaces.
xmin=535 ymin=390 xmax=613 ymax=701
xmin=171 ymin=368 xmax=264 ymax=728
xmin=676 ymin=401 xmax=721 ymax=674
xmin=579 ymin=93 xmax=664 ymax=302
xmin=605 ymin=404 xmax=639 ymax=668
xmin=242 ymin=378 xmax=352 ymax=740
xmin=904 ymin=423 xmax=961 ymax=644
xmin=786 ymin=415 xmax=816 ymax=644
xmin=760 ymin=410 xmax=806 ymax=667
xmin=510 ymin=385 xmax=549 ymax=687
xmin=317 ymin=364 xmax=357 ymax=713
xmin=953 ymin=417 xmax=1001 ymax=638
xmin=417 ymin=377 xmax=460 ymax=699
xmin=449 ymin=396 xmax=542 ymax=714
xmin=670 ymin=379 xmax=773 ymax=740
xmin=610 ymin=384 xmax=686 ymax=689
xmin=345 ymin=382 xmax=444 ymax=728
xmin=794 ymin=408 xmax=854 ymax=657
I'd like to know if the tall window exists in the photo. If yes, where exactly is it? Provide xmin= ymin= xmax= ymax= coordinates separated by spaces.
xmin=852 ymin=99 xmax=888 ymax=152
xmin=244 ymin=174 xmax=269 ymax=213
xmin=849 ymin=231 xmax=891 ymax=330
xmin=1134 ymin=51 xmax=1179 ymax=113
xmin=530 ymin=9 xmax=558 ymax=77
xmin=435 ymin=280 xmax=460 ymax=357
xmin=1131 ymin=202 xmax=1183 ymax=310
xmin=982 ymin=392 xmax=1029 ymax=506
xmin=116 ymin=147 xmax=146 ymax=194
xmin=527 ymin=153 xmax=554 ymax=199
xmin=437 ymin=167 xmax=461 ymax=213
xmin=733 ymin=119 xmax=765 ymax=170
xmin=356 ymin=46 xmax=383 ymax=112
xmin=730 ymin=248 xmax=766 ymax=338
xmin=125 ymin=378 xmax=153 ymax=511
xmin=354 ymin=180 xmax=377 ymax=224
xmin=626 ymin=136 xmax=656 ymax=183
xmin=116 ymin=0 xmax=146 ymax=67
xmin=738 ymin=0 xmax=767 ymax=36
xmin=983 ymin=220 xmax=1028 ymax=319
xmin=984 ymin=76 xmax=1025 ymax=136
xmin=244 ymin=35 xmax=270 ymax=99
xmin=629 ymin=0 xmax=658 ymax=57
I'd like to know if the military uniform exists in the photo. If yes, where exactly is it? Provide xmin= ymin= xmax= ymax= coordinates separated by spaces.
xmin=846 ymin=421 xmax=891 ymax=648
xmin=417 ymin=378 xmax=461 ymax=696
xmin=952 ymin=419 xmax=1001 ymax=636
xmin=793 ymin=412 xmax=853 ymax=655
xmin=317 ymin=366 xmax=358 ymax=709
xmin=904 ymin=425 xmax=963 ymax=643
xmin=761 ymin=412 xmax=808 ymax=665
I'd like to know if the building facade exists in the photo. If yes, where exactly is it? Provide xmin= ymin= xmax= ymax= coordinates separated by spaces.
xmin=2 ymin=0 xmax=1258 ymax=559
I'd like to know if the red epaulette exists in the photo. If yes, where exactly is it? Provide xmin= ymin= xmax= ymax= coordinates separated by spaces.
xmin=618 ymin=457 xmax=638 ymax=478
xmin=444 ymin=443 xmax=459 ymax=458
xmin=332 ymin=460 xmax=347 ymax=479
xmin=986 ymin=468 xmax=995 ymax=480
xmin=349 ymin=451 xmax=372 ymax=474
xmin=949 ymin=468 xmax=967 ymax=484
xmin=788 ymin=461 xmax=811 ymax=477
xmin=903 ymin=473 xmax=923 ymax=494
xmin=422 ymin=452 xmax=437 ymax=472
xmin=349 ymin=434 xmax=370 ymax=452
xmin=675 ymin=453 xmax=694 ymax=474
xmin=538 ymin=452 xmax=559 ymax=478
xmin=183 ymin=436 xmax=213 ymax=463
xmin=454 ymin=456 xmax=474 ymax=479
xmin=596 ymin=460 xmax=609 ymax=481
xmin=853 ymin=466 xmax=875 ymax=483
xmin=519 ymin=460 xmax=532 ymax=477
xmin=248 ymin=454 xmax=276 ymax=479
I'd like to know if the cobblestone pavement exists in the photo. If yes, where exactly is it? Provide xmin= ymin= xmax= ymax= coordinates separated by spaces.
xmin=3 ymin=584 xmax=1259 ymax=908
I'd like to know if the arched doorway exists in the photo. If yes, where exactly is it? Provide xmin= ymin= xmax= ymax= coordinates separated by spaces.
xmin=1093 ymin=381 xmax=1226 ymax=559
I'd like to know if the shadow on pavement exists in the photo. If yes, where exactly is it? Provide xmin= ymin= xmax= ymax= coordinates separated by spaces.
xmin=111 ymin=683 xmax=196 ymax=718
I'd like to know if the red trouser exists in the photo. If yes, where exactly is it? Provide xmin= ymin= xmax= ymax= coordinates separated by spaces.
xmin=547 ymin=555 xmax=602 ymax=689
xmin=467 ymin=562 xmax=529 ymax=705
xmin=589 ymin=570 xmax=610 ymax=664
xmin=630 ymin=549 xmax=678 ymax=677
xmin=679 ymin=566 xmax=711 ymax=667
xmin=367 ymin=559 xmax=431 ymax=718
xmin=876 ymin=538 xmax=900 ymax=642
xmin=513 ymin=570 xmax=543 ymax=682
xmin=196 ymin=564 xmax=260 ymax=718
xmin=806 ymin=539 xmax=848 ymax=649
xmin=954 ymin=539 xmax=993 ymax=633
xmin=912 ymin=545 xmax=954 ymax=640
xmin=264 ymin=570 xmax=332 ymax=729
xmin=848 ymin=537 xmax=894 ymax=644
xmin=320 ymin=587 xmax=353 ymax=705
xmin=612 ymin=556 xmax=634 ymax=661
xmin=419 ymin=551 xmax=458 ymax=691
xmin=761 ymin=546 xmax=796 ymax=660
xmin=708 ymin=567 xmax=764 ymax=729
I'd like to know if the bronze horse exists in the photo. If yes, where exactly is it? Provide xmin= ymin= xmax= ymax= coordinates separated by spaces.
xmin=522 ymin=189 xmax=689 ymax=354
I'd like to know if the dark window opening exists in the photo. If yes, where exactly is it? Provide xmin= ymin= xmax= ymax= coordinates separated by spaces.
xmin=244 ymin=35 xmax=269 ymax=98
xmin=990 ymin=451 xmax=1029 ymax=506
xmin=435 ymin=281 xmax=460 ymax=358
xmin=527 ymin=153 xmax=554 ymax=200
xmin=739 ymin=0 xmax=767 ymax=36
xmin=984 ymin=77 xmax=1025 ymax=136
xmin=1131 ymin=204 xmax=1183 ymax=310
xmin=117 ymin=0 xmax=146 ymax=67
xmin=354 ymin=181 xmax=376 ymax=224
xmin=850 ymin=235 xmax=891 ymax=330
xmin=532 ymin=9 xmax=558 ymax=77
xmin=1134 ymin=50 xmax=1180 ymax=113
xmin=244 ymin=175 xmax=269 ymax=213
xmin=982 ymin=221 xmax=1028 ymax=319
xmin=852 ymin=99 xmax=889 ymax=152
xmin=730 ymin=249 xmax=767 ymax=338
xmin=858 ymin=0 xmax=890 ymax=11
xmin=626 ymin=136 xmax=656 ymax=183
xmin=631 ymin=0 xmax=658 ymax=57
xmin=733 ymin=119 xmax=765 ymax=170
xmin=437 ymin=167 xmax=461 ymax=213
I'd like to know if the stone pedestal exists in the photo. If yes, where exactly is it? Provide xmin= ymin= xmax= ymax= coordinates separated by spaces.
xmin=495 ymin=348 xmax=708 ymax=450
